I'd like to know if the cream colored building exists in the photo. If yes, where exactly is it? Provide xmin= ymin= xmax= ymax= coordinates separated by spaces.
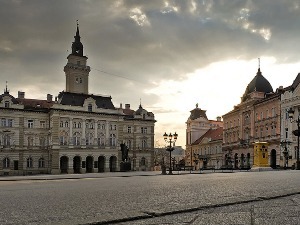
xmin=189 ymin=127 xmax=223 ymax=170
xmin=185 ymin=104 xmax=223 ymax=167
xmin=280 ymin=73 xmax=300 ymax=168
xmin=0 ymin=25 xmax=155 ymax=176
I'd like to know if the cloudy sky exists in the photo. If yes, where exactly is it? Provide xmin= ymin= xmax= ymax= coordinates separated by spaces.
xmin=1 ymin=0 xmax=300 ymax=148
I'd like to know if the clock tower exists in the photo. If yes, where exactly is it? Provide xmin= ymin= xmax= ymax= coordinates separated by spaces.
xmin=64 ymin=22 xmax=90 ymax=94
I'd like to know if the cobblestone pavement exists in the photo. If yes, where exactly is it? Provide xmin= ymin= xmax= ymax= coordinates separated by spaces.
xmin=0 ymin=170 xmax=299 ymax=225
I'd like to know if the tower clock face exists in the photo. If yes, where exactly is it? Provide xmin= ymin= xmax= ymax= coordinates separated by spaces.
xmin=75 ymin=77 xmax=82 ymax=83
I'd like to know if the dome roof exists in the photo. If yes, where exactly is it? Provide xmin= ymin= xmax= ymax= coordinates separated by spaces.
xmin=189 ymin=104 xmax=208 ymax=120
xmin=242 ymin=68 xmax=273 ymax=102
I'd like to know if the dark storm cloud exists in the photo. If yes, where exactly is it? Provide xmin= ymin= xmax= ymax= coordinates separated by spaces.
xmin=0 ymin=0 xmax=300 ymax=105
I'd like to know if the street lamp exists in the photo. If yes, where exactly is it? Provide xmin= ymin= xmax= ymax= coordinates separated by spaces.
xmin=193 ymin=153 xmax=199 ymax=170
xmin=288 ymin=107 xmax=300 ymax=170
xmin=280 ymin=140 xmax=291 ymax=169
xmin=163 ymin=132 xmax=178 ymax=175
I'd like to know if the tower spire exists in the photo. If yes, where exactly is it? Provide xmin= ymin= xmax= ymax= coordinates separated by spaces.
xmin=75 ymin=20 xmax=80 ymax=40
xmin=257 ymin=58 xmax=261 ymax=75
xmin=71 ymin=20 xmax=83 ymax=56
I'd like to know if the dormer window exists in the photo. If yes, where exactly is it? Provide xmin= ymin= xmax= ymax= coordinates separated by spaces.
xmin=4 ymin=101 xmax=9 ymax=108
xmin=88 ymin=104 xmax=92 ymax=112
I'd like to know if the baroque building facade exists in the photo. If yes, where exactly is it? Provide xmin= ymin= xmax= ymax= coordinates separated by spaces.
xmin=222 ymin=68 xmax=281 ymax=169
xmin=0 ymin=25 xmax=155 ymax=176
xmin=280 ymin=73 xmax=300 ymax=168
xmin=185 ymin=104 xmax=223 ymax=168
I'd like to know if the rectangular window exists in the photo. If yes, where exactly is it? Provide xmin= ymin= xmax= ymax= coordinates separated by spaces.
xmin=4 ymin=101 xmax=10 ymax=108
xmin=1 ymin=118 xmax=6 ymax=127
xmin=127 ymin=126 xmax=132 ymax=133
xmin=40 ymin=121 xmax=46 ymax=128
xmin=141 ymin=127 xmax=147 ymax=134
xmin=8 ymin=119 xmax=13 ymax=127
xmin=28 ymin=119 xmax=34 ymax=128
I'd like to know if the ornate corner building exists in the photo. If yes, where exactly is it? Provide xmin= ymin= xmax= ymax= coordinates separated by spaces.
xmin=0 ymin=25 xmax=156 ymax=176
xmin=222 ymin=68 xmax=282 ymax=169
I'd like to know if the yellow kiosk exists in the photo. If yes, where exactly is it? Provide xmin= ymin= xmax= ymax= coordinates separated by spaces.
xmin=251 ymin=142 xmax=272 ymax=171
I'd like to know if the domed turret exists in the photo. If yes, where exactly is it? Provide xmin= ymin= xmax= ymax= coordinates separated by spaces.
xmin=241 ymin=68 xmax=273 ymax=102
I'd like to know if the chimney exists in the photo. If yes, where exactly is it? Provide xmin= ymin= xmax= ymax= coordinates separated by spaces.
xmin=18 ymin=91 xmax=25 ymax=99
xmin=125 ymin=104 xmax=130 ymax=109
xmin=47 ymin=94 xmax=53 ymax=102
xmin=216 ymin=116 xmax=221 ymax=121
xmin=120 ymin=103 xmax=123 ymax=109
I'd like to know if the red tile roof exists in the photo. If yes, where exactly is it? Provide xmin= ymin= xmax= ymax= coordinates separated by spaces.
xmin=192 ymin=127 xmax=223 ymax=145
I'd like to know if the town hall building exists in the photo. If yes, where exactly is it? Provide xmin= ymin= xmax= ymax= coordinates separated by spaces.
xmin=0 ymin=24 xmax=156 ymax=176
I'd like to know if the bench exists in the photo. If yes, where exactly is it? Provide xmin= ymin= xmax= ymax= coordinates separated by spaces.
xmin=173 ymin=166 xmax=194 ymax=173
xmin=220 ymin=165 xmax=234 ymax=172
xmin=200 ymin=166 xmax=215 ymax=173
xmin=239 ymin=166 xmax=251 ymax=171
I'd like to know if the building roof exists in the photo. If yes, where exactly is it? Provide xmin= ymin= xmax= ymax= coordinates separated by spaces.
xmin=17 ymin=98 xmax=54 ymax=109
xmin=57 ymin=91 xmax=115 ymax=109
xmin=241 ymin=68 xmax=273 ymax=102
xmin=291 ymin=73 xmax=300 ymax=91
xmin=0 ymin=90 xmax=19 ymax=104
xmin=192 ymin=127 xmax=223 ymax=145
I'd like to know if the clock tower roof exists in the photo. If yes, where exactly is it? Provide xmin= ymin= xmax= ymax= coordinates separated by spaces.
xmin=71 ymin=21 xmax=84 ymax=57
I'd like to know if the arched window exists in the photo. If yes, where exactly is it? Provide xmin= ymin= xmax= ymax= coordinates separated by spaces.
xmin=78 ymin=122 xmax=82 ymax=128
xmin=27 ymin=157 xmax=33 ymax=168
xmin=86 ymin=133 xmax=93 ymax=146
xmin=65 ymin=121 xmax=69 ymax=127
xmin=73 ymin=122 xmax=77 ymax=128
xmin=3 ymin=134 xmax=11 ymax=146
xmin=73 ymin=132 xmax=81 ymax=145
xmin=97 ymin=133 xmax=105 ymax=146
xmin=60 ymin=121 xmax=64 ymax=127
xmin=142 ymin=140 xmax=147 ymax=148
xmin=38 ymin=158 xmax=45 ymax=168
xmin=3 ymin=157 xmax=10 ymax=168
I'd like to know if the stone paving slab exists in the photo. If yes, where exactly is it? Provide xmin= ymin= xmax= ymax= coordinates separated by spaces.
xmin=119 ymin=194 xmax=300 ymax=225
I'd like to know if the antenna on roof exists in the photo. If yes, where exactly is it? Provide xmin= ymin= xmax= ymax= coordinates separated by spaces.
xmin=258 ymin=57 xmax=260 ymax=69
xmin=4 ymin=81 xmax=9 ymax=94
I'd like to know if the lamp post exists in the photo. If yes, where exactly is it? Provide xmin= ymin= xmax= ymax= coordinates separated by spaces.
xmin=288 ymin=108 xmax=300 ymax=170
xmin=163 ymin=132 xmax=178 ymax=175
xmin=280 ymin=140 xmax=291 ymax=169
xmin=193 ymin=153 xmax=199 ymax=170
